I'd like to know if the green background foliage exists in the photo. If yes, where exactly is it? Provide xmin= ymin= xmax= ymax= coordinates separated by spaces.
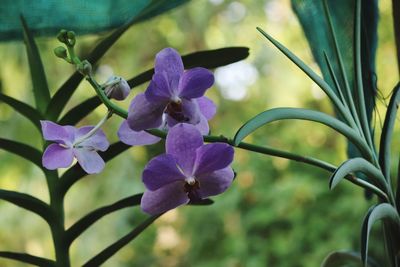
xmin=0 ymin=0 xmax=398 ymax=266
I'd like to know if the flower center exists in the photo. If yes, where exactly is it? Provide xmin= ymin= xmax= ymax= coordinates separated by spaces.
xmin=184 ymin=177 xmax=201 ymax=201
xmin=164 ymin=99 xmax=190 ymax=122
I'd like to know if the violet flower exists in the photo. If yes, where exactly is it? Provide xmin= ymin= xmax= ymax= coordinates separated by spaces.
xmin=117 ymin=47 xmax=216 ymax=146
xmin=41 ymin=121 xmax=109 ymax=174
xmin=141 ymin=123 xmax=235 ymax=215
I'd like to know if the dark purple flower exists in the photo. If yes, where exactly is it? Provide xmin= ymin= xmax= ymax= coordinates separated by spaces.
xmin=118 ymin=48 xmax=216 ymax=146
xmin=141 ymin=123 xmax=235 ymax=215
xmin=41 ymin=121 xmax=109 ymax=174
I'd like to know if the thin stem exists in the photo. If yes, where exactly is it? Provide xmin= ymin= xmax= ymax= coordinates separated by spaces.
xmin=73 ymin=110 xmax=112 ymax=146
xmin=86 ymin=73 xmax=387 ymax=200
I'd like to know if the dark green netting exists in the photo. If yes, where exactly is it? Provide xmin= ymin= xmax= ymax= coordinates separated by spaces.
xmin=0 ymin=0 xmax=190 ymax=41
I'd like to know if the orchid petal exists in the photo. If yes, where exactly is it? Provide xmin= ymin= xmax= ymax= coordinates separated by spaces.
xmin=155 ymin=47 xmax=184 ymax=84
xmin=178 ymin=67 xmax=214 ymax=99
xmin=193 ymin=143 xmax=234 ymax=175
xmin=42 ymin=143 xmax=74 ymax=170
xmin=127 ymin=93 xmax=166 ymax=131
xmin=117 ymin=120 xmax=161 ymax=146
xmin=142 ymin=154 xmax=186 ymax=191
xmin=196 ymin=167 xmax=234 ymax=198
xmin=40 ymin=120 xmax=74 ymax=145
xmin=141 ymin=181 xmax=189 ymax=215
xmin=197 ymin=96 xmax=216 ymax=120
xmin=145 ymin=72 xmax=173 ymax=102
xmin=76 ymin=126 xmax=109 ymax=151
xmin=166 ymin=123 xmax=203 ymax=176
xmin=73 ymin=148 xmax=105 ymax=174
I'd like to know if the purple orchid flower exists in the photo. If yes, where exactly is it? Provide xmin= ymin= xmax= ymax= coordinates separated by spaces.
xmin=41 ymin=121 xmax=109 ymax=174
xmin=140 ymin=123 xmax=235 ymax=215
xmin=117 ymin=47 xmax=216 ymax=146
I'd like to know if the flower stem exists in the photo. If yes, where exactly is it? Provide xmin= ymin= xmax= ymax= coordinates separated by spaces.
xmin=73 ymin=111 xmax=113 ymax=146
xmin=86 ymin=69 xmax=388 ymax=202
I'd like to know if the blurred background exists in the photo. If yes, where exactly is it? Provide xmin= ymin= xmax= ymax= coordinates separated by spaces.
xmin=0 ymin=0 xmax=398 ymax=266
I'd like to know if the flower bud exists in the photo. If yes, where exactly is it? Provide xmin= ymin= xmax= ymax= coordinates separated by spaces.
xmin=57 ymin=29 xmax=68 ymax=43
xmin=103 ymin=76 xmax=130 ymax=101
xmin=54 ymin=46 xmax=68 ymax=59
xmin=67 ymin=31 xmax=76 ymax=46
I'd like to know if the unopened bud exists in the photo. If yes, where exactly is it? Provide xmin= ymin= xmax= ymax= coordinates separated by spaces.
xmin=103 ymin=76 xmax=130 ymax=101
xmin=54 ymin=46 xmax=68 ymax=59
xmin=67 ymin=31 xmax=76 ymax=46
xmin=57 ymin=29 xmax=68 ymax=43
xmin=77 ymin=60 xmax=92 ymax=76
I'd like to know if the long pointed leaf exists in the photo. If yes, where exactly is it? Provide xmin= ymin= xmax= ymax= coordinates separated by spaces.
xmin=0 ymin=93 xmax=42 ymax=130
xmin=361 ymin=204 xmax=400 ymax=266
xmin=0 ymin=189 xmax=51 ymax=223
xmin=329 ymin=157 xmax=387 ymax=191
xmin=0 ymin=251 xmax=55 ymax=267
xmin=66 ymin=194 xmax=142 ymax=245
xmin=379 ymin=83 xmax=400 ymax=180
xmin=82 ymin=214 xmax=161 ymax=267
xmin=256 ymin=27 xmax=349 ymax=123
xmin=0 ymin=138 xmax=43 ymax=169
xmin=46 ymin=0 xmax=190 ymax=121
xmin=233 ymin=107 xmax=370 ymax=159
xmin=20 ymin=15 xmax=50 ymax=115
xmin=59 ymin=47 xmax=249 ymax=125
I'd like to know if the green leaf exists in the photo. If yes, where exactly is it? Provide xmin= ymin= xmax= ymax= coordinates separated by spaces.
xmin=0 ymin=189 xmax=51 ymax=223
xmin=256 ymin=27 xmax=349 ymax=122
xmin=20 ymin=15 xmax=50 ymax=115
xmin=361 ymin=203 xmax=400 ymax=266
xmin=0 ymin=251 xmax=55 ymax=267
xmin=59 ymin=47 xmax=249 ymax=125
xmin=66 ymin=194 xmax=143 ymax=245
xmin=46 ymin=0 xmax=190 ymax=121
xmin=321 ymin=250 xmax=378 ymax=267
xmin=82 ymin=214 xmax=161 ymax=267
xmin=329 ymin=157 xmax=387 ymax=191
xmin=0 ymin=93 xmax=42 ymax=130
xmin=58 ymin=141 xmax=130 ymax=196
xmin=0 ymin=138 xmax=43 ymax=169
xmin=233 ymin=107 xmax=370 ymax=159
xmin=379 ymin=83 xmax=400 ymax=180
xmin=291 ymin=0 xmax=379 ymax=159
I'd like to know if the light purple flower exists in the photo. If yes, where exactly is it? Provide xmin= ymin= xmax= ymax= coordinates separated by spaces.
xmin=141 ymin=123 xmax=235 ymax=215
xmin=41 ymin=121 xmax=109 ymax=174
xmin=117 ymin=47 xmax=216 ymax=146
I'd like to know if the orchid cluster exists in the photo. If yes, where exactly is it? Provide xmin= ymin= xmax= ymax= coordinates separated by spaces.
xmin=42 ymin=47 xmax=234 ymax=215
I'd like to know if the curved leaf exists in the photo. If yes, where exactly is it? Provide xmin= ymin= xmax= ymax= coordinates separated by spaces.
xmin=0 ymin=93 xmax=42 ymax=130
xmin=45 ymin=0 xmax=190 ymax=121
xmin=66 ymin=194 xmax=143 ymax=245
xmin=59 ymin=47 xmax=249 ymax=125
xmin=329 ymin=157 xmax=387 ymax=191
xmin=233 ymin=108 xmax=370 ymax=159
xmin=0 ymin=138 xmax=43 ymax=169
xmin=379 ymin=83 xmax=400 ymax=180
xmin=0 ymin=189 xmax=51 ymax=223
xmin=82 ymin=214 xmax=161 ymax=267
xmin=256 ymin=27 xmax=348 ymax=121
xmin=361 ymin=203 xmax=400 ymax=266
xmin=321 ymin=250 xmax=378 ymax=267
xmin=0 ymin=251 xmax=55 ymax=267
xmin=20 ymin=15 xmax=50 ymax=115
